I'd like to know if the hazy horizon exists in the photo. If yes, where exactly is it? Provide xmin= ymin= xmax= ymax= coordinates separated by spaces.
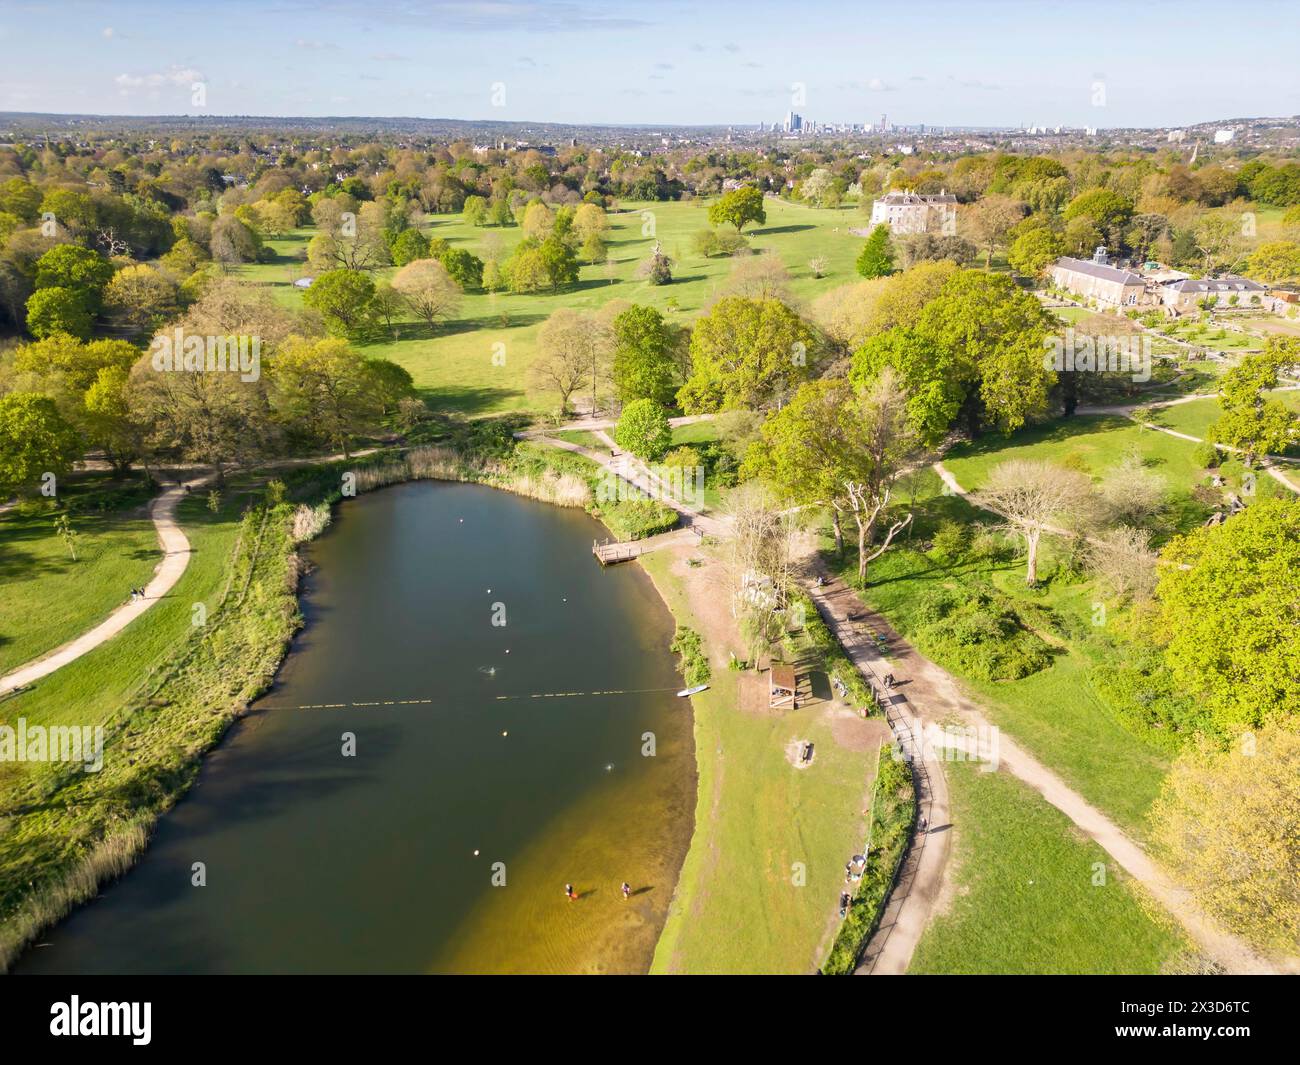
xmin=1 ymin=0 xmax=1296 ymax=129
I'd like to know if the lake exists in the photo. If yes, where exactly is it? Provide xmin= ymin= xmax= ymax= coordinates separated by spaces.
xmin=17 ymin=481 xmax=695 ymax=974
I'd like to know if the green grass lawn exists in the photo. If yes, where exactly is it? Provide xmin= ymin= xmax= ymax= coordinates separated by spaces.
xmin=1146 ymin=389 xmax=1300 ymax=448
xmin=941 ymin=414 xmax=1218 ymax=538
xmin=909 ymin=761 xmax=1188 ymax=974
xmin=0 ymin=483 xmax=257 ymax=735
xmin=228 ymin=199 xmax=869 ymax=416
xmin=0 ymin=480 xmax=161 ymax=674
xmin=640 ymin=547 xmax=876 ymax=974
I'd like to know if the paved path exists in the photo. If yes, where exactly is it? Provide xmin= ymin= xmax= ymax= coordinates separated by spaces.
xmin=515 ymin=412 xmax=717 ymax=439
xmin=0 ymin=477 xmax=207 ymax=697
xmin=809 ymin=562 xmax=1293 ymax=974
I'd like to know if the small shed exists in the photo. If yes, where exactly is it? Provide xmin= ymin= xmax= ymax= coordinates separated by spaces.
xmin=770 ymin=663 xmax=798 ymax=710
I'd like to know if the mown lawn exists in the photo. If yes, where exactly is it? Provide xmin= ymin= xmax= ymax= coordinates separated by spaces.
xmin=941 ymin=414 xmax=1221 ymax=538
xmin=640 ymin=547 xmax=875 ymax=974
xmin=227 ymin=198 xmax=869 ymax=416
xmin=1144 ymin=389 xmax=1300 ymax=452
xmin=909 ymin=761 xmax=1188 ymax=974
xmin=0 ymin=479 xmax=161 ymax=674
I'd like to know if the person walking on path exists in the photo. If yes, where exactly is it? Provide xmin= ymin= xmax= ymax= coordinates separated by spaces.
xmin=565 ymin=883 xmax=578 ymax=901
xmin=621 ymin=881 xmax=631 ymax=901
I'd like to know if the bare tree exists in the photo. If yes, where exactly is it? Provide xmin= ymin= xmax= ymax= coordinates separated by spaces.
xmin=1087 ymin=525 xmax=1159 ymax=603
xmin=974 ymin=459 xmax=1093 ymax=585
xmin=842 ymin=368 xmax=920 ymax=583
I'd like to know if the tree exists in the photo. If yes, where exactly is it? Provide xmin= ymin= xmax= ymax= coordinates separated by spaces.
xmin=1156 ymin=499 xmax=1300 ymax=731
xmin=103 ymin=264 xmax=177 ymax=333
xmin=488 ymin=198 xmax=514 ymax=227
xmin=527 ymin=308 xmax=606 ymax=414
xmin=856 ymin=223 xmax=895 ymax=278
xmin=34 ymin=245 xmax=114 ymax=313
xmin=573 ymin=202 xmax=608 ymax=243
xmin=462 ymin=195 xmax=488 ymax=227
xmin=722 ymin=251 xmax=792 ymax=301
xmin=962 ymin=194 xmax=1025 ymax=269
xmin=1148 ymin=724 xmax=1300 ymax=954
xmin=800 ymin=168 xmax=844 ymax=209
xmin=389 ymin=228 xmax=431 ymax=266
xmin=612 ymin=305 xmax=677 ymax=406
xmin=973 ymin=459 xmax=1093 ymax=585
xmin=840 ymin=370 xmax=919 ymax=582
xmin=307 ymin=200 xmax=389 ymax=271
xmin=0 ymin=392 xmax=82 ymax=495
xmin=82 ymin=364 xmax=142 ymax=474
xmin=521 ymin=201 xmax=555 ymax=241
xmin=1246 ymin=240 xmax=1300 ymax=283
xmin=678 ymin=296 xmax=818 ymax=413
xmin=637 ymin=245 xmax=673 ymax=285
xmin=26 ymin=287 xmax=93 ymax=339
xmin=210 ymin=213 xmax=262 ymax=266
xmin=537 ymin=235 xmax=580 ymax=290
xmin=580 ymin=231 xmax=607 ymax=265
xmin=53 ymin=511 xmax=78 ymax=561
xmin=268 ymin=336 xmax=386 ymax=459
xmin=391 ymin=258 xmax=462 ymax=331
xmin=1063 ymin=188 xmax=1133 ymax=234
xmin=707 ymin=186 xmax=766 ymax=233
xmin=1007 ymin=227 xmax=1065 ymax=279
xmin=303 ymin=268 xmax=378 ymax=337
xmin=439 ymin=247 xmax=484 ymax=290
xmin=851 ymin=328 xmax=966 ymax=445
xmin=614 ymin=398 xmax=672 ymax=461
xmin=912 ymin=268 xmax=1057 ymax=435
xmin=1086 ymin=525 xmax=1158 ymax=604
xmin=1210 ymin=342 xmax=1299 ymax=464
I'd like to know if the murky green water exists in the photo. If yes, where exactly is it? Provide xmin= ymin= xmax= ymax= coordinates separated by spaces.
xmin=18 ymin=481 xmax=695 ymax=974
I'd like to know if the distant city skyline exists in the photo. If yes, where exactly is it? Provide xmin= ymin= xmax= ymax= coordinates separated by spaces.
xmin=1 ymin=0 xmax=1296 ymax=128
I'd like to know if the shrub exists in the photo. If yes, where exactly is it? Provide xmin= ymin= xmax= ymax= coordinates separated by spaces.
xmin=929 ymin=519 xmax=969 ymax=561
xmin=598 ymin=498 xmax=678 ymax=541
xmin=661 ymin=445 xmax=703 ymax=469
xmin=669 ymin=626 xmax=712 ymax=686
xmin=913 ymin=584 xmax=1053 ymax=681
xmin=1193 ymin=440 xmax=1222 ymax=468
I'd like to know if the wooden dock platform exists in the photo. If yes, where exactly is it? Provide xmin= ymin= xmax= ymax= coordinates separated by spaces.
xmin=593 ymin=539 xmax=641 ymax=565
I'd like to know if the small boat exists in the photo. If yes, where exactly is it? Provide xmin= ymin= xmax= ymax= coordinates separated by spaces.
xmin=676 ymin=684 xmax=709 ymax=698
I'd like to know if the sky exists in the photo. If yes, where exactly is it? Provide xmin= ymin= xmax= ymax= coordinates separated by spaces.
xmin=0 ymin=0 xmax=1297 ymax=128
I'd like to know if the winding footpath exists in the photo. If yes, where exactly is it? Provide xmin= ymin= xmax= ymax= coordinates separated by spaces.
xmin=809 ymin=568 xmax=1293 ymax=975
xmin=0 ymin=448 xmax=381 ymax=699
xmin=0 ymin=477 xmax=208 ymax=698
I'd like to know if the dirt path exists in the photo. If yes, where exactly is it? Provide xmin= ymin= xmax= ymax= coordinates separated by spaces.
xmin=801 ymin=564 xmax=954 ymax=975
xmin=809 ymin=563 xmax=1295 ymax=975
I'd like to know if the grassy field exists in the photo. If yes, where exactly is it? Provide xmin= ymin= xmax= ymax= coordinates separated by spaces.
xmin=228 ymin=198 xmax=870 ymax=416
xmin=0 ymin=480 xmax=161 ymax=674
xmin=942 ymin=414 xmax=1222 ymax=537
xmin=909 ymin=761 xmax=1189 ymax=974
xmin=1144 ymin=389 xmax=1300 ymax=448
xmin=640 ymin=546 xmax=880 ymax=974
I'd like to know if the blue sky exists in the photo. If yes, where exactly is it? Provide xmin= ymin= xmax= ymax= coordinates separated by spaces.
xmin=0 ymin=0 xmax=1296 ymax=127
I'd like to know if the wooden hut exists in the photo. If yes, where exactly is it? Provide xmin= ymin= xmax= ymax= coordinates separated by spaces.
xmin=770 ymin=663 xmax=798 ymax=710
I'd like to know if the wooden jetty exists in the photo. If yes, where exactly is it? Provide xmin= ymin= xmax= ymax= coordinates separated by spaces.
xmin=593 ymin=538 xmax=641 ymax=565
